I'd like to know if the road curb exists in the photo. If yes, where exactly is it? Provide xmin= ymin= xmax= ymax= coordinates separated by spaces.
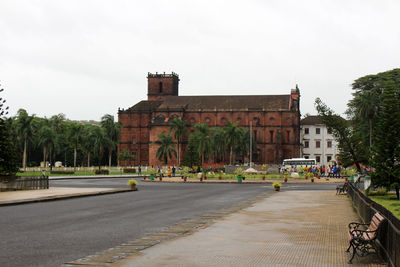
xmin=49 ymin=175 xmax=142 ymax=180
xmin=0 ymin=188 xmax=134 ymax=207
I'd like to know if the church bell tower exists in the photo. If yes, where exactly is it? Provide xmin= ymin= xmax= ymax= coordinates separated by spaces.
xmin=147 ymin=72 xmax=179 ymax=101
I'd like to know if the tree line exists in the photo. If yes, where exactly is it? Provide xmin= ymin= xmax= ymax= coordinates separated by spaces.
xmin=315 ymin=68 xmax=400 ymax=199
xmin=156 ymin=117 xmax=257 ymax=167
xmin=7 ymin=108 xmax=121 ymax=171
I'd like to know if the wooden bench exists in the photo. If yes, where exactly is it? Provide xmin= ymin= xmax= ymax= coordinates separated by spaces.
xmin=336 ymin=181 xmax=348 ymax=195
xmin=346 ymin=212 xmax=386 ymax=264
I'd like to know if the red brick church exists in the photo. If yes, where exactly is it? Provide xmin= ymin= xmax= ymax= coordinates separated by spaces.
xmin=118 ymin=72 xmax=301 ymax=166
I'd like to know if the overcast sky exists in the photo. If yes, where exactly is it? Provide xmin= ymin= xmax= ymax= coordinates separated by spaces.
xmin=1 ymin=0 xmax=399 ymax=121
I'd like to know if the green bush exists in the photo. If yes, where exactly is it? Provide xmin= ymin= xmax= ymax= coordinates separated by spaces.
xmin=50 ymin=170 xmax=75 ymax=175
xmin=368 ymin=189 xmax=388 ymax=196
xmin=95 ymin=169 xmax=109 ymax=175
xmin=123 ymin=168 xmax=136 ymax=173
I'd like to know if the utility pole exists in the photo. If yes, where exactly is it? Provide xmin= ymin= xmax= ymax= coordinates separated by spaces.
xmin=250 ymin=121 xmax=252 ymax=167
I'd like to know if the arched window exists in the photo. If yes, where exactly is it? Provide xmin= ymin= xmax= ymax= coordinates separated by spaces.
xmin=159 ymin=82 xmax=163 ymax=93
xmin=190 ymin=118 xmax=195 ymax=124
xmin=221 ymin=117 xmax=227 ymax=125
xmin=205 ymin=117 xmax=211 ymax=123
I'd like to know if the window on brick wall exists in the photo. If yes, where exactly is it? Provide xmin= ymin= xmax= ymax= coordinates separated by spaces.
xmin=270 ymin=131 xmax=274 ymax=143
xmin=316 ymin=141 xmax=320 ymax=148
xmin=287 ymin=131 xmax=290 ymax=143
xmin=159 ymin=82 xmax=163 ymax=93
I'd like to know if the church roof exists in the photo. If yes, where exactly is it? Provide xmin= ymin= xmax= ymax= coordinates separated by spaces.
xmin=128 ymin=100 xmax=163 ymax=111
xmin=157 ymin=95 xmax=290 ymax=111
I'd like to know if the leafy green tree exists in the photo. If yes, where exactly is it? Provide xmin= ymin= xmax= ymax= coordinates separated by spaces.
xmin=16 ymin=109 xmax=35 ymax=169
xmin=0 ymin=87 xmax=19 ymax=176
xmin=371 ymin=80 xmax=400 ymax=199
xmin=155 ymin=132 xmax=177 ymax=165
xmin=101 ymin=114 xmax=122 ymax=167
xmin=168 ymin=117 xmax=188 ymax=166
xmin=315 ymin=98 xmax=367 ymax=171
xmin=68 ymin=123 xmax=84 ymax=170
xmin=224 ymin=121 xmax=242 ymax=165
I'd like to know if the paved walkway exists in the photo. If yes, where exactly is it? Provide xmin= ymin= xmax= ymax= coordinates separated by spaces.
xmin=113 ymin=191 xmax=384 ymax=267
xmin=0 ymin=187 xmax=131 ymax=206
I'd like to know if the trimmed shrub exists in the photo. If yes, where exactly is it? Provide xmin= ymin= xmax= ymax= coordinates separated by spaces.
xmin=123 ymin=168 xmax=136 ymax=173
xmin=95 ymin=169 xmax=109 ymax=175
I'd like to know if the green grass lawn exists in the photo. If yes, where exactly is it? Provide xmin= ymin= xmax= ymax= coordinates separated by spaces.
xmin=369 ymin=194 xmax=400 ymax=219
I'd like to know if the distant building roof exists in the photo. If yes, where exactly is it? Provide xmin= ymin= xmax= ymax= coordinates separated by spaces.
xmin=157 ymin=95 xmax=291 ymax=111
xmin=301 ymin=115 xmax=323 ymax=125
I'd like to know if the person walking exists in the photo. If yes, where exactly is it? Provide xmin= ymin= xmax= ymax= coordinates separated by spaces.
xmin=172 ymin=166 xmax=176 ymax=177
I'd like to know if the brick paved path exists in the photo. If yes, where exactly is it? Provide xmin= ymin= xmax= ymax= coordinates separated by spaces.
xmin=115 ymin=191 xmax=385 ymax=267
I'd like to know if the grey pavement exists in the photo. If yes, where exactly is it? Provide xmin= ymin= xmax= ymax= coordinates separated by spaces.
xmin=111 ymin=190 xmax=384 ymax=267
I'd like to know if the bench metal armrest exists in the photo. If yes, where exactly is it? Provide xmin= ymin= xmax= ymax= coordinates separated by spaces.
xmin=348 ymin=222 xmax=368 ymax=230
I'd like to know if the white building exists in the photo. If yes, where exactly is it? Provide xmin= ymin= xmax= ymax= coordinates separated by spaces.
xmin=300 ymin=115 xmax=339 ymax=166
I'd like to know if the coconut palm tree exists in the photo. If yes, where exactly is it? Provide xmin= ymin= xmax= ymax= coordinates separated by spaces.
xmin=223 ymin=121 xmax=241 ymax=165
xmin=155 ymin=132 xmax=177 ymax=165
xmin=210 ymin=127 xmax=226 ymax=163
xmin=168 ymin=117 xmax=188 ymax=166
xmin=82 ymin=126 xmax=97 ymax=167
xmin=16 ymin=109 xmax=35 ymax=169
xmin=93 ymin=127 xmax=110 ymax=170
xmin=68 ymin=124 xmax=84 ymax=170
xmin=101 ymin=114 xmax=122 ymax=167
xmin=37 ymin=125 xmax=57 ymax=169
xmin=353 ymin=90 xmax=378 ymax=147
xmin=191 ymin=123 xmax=212 ymax=166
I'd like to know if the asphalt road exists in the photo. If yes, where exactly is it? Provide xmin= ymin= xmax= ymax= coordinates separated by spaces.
xmin=0 ymin=179 xmax=338 ymax=267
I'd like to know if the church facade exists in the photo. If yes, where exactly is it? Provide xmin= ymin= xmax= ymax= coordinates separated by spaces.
xmin=118 ymin=72 xmax=301 ymax=166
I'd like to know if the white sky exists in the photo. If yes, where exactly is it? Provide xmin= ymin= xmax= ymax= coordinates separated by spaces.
xmin=1 ymin=0 xmax=399 ymax=121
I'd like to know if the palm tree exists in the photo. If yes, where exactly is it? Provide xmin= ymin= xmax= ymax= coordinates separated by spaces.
xmin=211 ymin=127 xmax=226 ymax=163
xmin=68 ymin=124 xmax=84 ymax=170
xmin=168 ymin=117 xmax=188 ymax=166
xmin=101 ymin=114 xmax=122 ymax=168
xmin=353 ymin=90 xmax=378 ymax=147
xmin=224 ymin=121 xmax=241 ymax=165
xmin=155 ymin=132 xmax=177 ymax=165
xmin=191 ymin=123 xmax=212 ymax=166
xmin=16 ymin=109 xmax=35 ymax=169
xmin=93 ymin=127 xmax=110 ymax=170
xmin=37 ymin=125 xmax=57 ymax=169
xmin=82 ymin=126 xmax=97 ymax=167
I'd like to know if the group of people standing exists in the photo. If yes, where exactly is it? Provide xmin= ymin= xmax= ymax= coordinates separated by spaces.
xmin=153 ymin=166 xmax=176 ymax=177
xmin=280 ymin=164 xmax=342 ymax=178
